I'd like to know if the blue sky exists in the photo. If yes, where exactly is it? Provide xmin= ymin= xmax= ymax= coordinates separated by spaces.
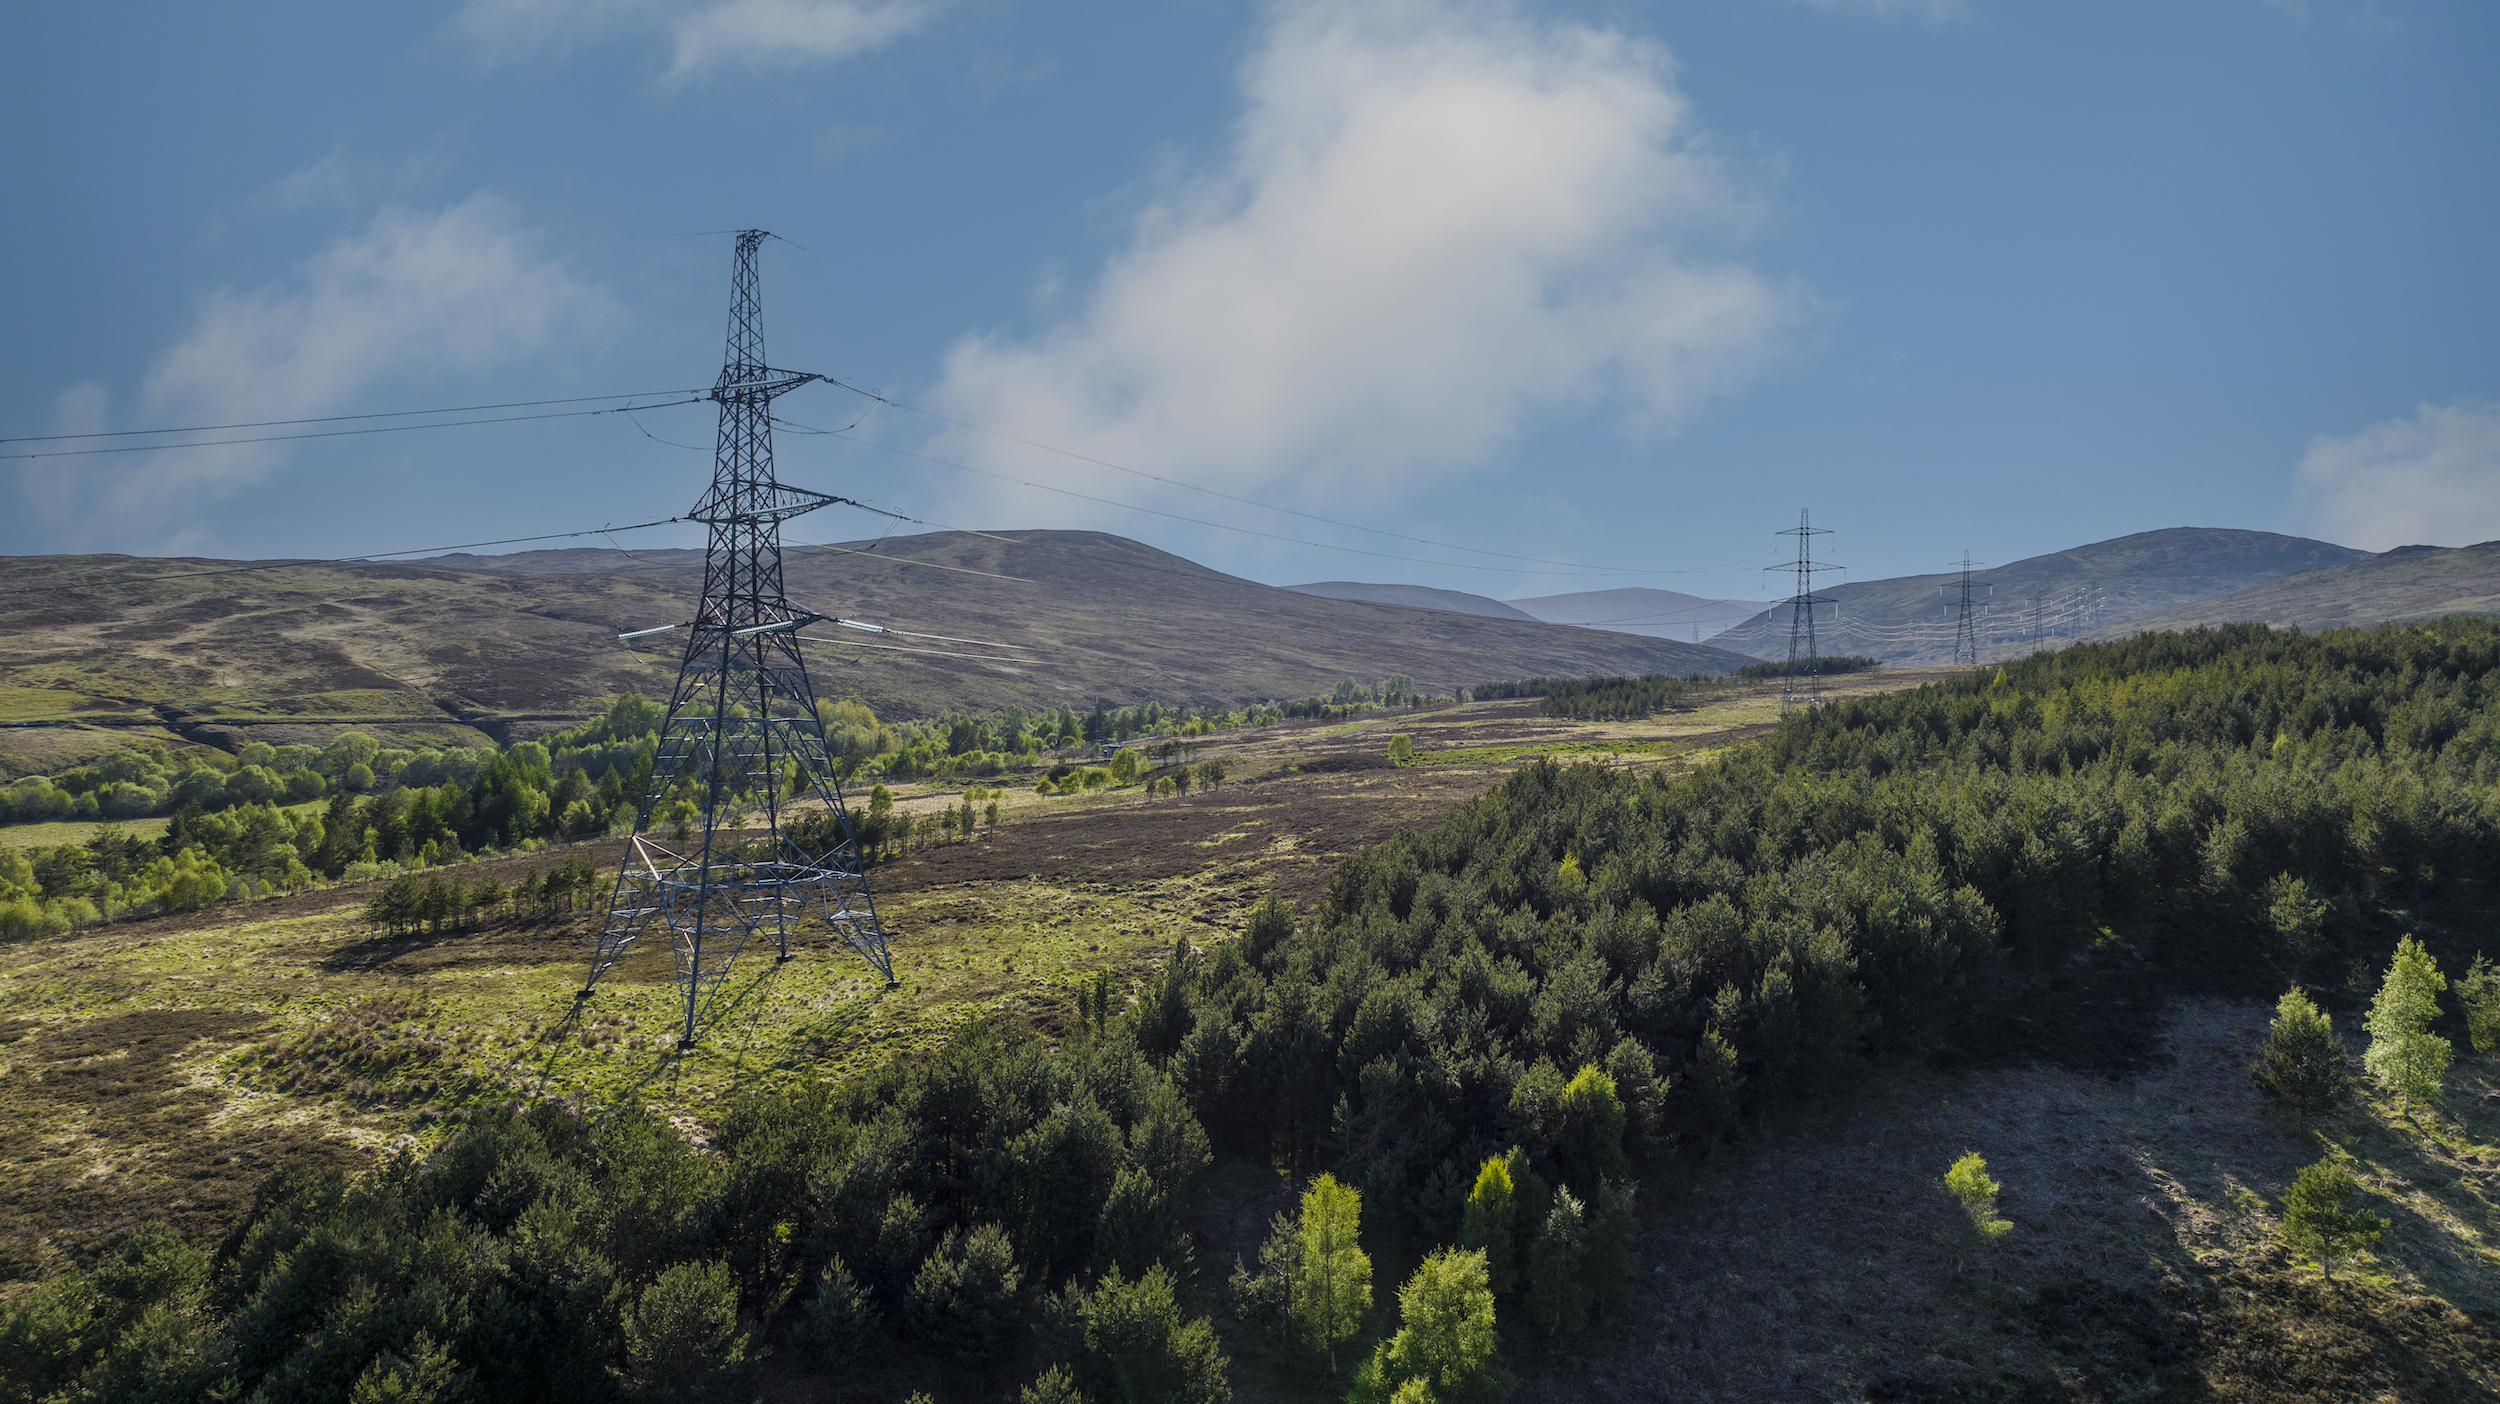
xmin=3 ymin=0 xmax=2493 ymax=607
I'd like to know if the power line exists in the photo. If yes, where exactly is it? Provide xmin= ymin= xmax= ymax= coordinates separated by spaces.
xmin=0 ymin=397 xmax=709 ymax=461
xmin=0 ymin=388 xmax=710 ymax=444
xmin=22 ymin=517 xmax=694 ymax=593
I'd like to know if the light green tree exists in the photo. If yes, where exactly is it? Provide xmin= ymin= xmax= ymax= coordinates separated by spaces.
xmin=1555 ymin=1065 xmax=1629 ymax=1192
xmin=2249 ymin=988 xmax=2348 ymax=1118
xmin=2363 ymin=936 xmax=2451 ymax=1116
xmin=2278 ymin=1156 xmax=2387 ymax=1280
xmin=1386 ymin=735 xmax=1414 ymax=766
xmin=1456 ymin=1154 xmax=1517 ymax=1296
xmin=1380 ymin=1248 xmax=1498 ymax=1402
xmin=1943 ymin=1152 xmax=2011 ymax=1241
xmin=1290 ymin=1174 xmax=1372 ymax=1374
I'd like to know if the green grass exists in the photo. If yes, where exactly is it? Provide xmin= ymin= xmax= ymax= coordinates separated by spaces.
xmin=0 ymin=816 xmax=174 ymax=850
xmin=0 ymin=856 xmax=1257 ymax=1273
xmin=0 ymin=687 xmax=147 ymax=722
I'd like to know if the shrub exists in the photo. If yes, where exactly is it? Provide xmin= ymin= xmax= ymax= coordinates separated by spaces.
xmin=1943 ymin=1152 xmax=2011 ymax=1240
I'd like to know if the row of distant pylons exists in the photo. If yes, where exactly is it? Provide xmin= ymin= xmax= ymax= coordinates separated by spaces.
xmin=1768 ymin=512 xmax=2102 ymax=707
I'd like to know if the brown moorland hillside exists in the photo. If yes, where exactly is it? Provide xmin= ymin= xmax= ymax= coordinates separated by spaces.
xmin=0 ymin=530 xmax=1752 ymax=776
xmin=2102 ymin=538 xmax=2500 ymax=637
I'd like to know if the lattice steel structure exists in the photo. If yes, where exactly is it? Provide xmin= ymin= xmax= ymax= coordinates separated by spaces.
xmin=1950 ymin=552 xmax=1985 ymax=667
xmin=584 ymin=230 xmax=894 ymax=1048
xmin=1777 ymin=509 xmax=1835 ymax=708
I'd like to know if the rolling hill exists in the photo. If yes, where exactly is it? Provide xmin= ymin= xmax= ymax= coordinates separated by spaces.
xmin=1707 ymin=527 xmax=2373 ymax=663
xmin=1278 ymin=580 xmax=1538 ymax=621
xmin=1505 ymin=586 xmax=1761 ymax=642
xmin=2105 ymin=538 xmax=2500 ymax=636
xmin=0 ymin=530 xmax=1752 ymax=776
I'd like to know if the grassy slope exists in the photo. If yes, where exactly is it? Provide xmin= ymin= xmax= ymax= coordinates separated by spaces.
xmin=0 ymin=531 xmax=1751 ymax=777
xmin=1709 ymin=527 xmax=2372 ymax=666
xmin=2106 ymin=539 xmax=2500 ymax=638
xmin=3 ymin=683 xmax=2493 ymax=1400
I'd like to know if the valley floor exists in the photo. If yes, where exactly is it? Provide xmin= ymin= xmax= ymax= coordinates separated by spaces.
xmin=6 ymin=673 xmax=2492 ymax=1400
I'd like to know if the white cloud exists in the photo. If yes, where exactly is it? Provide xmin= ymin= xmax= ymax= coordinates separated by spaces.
xmin=2292 ymin=398 xmax=2500 ymax=550
xmin=927 ymin=0 xmax=1804 ymax=523
xmin=38 ymin=197 xmax=606 ymax=546
xmin=1790 ymin=0 xmax=1971 ymax=24
xmin=451 ymin=0 xmax=942 ymax=78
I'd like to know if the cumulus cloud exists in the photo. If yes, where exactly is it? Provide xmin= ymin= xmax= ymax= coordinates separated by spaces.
xmin=37 ymin=197 xmax=606 ymax=546
xmin=452 ymin=0 xmax=942 ymax=78
xmin=926 ymin=0 xmax=1804 ymax=523
xmin=2292 ymin=398 xmax=2500 ymax=551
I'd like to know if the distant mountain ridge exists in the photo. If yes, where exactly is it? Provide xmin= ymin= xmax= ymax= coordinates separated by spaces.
xmin=1282 ymin=581 xmax=1538 ymax=621
xmin=1506 ymin=587 xmax=1760 ymax=642
xmin=1708 ymin=527 xmax=2374 ymax=663
xmin=2107 ymin=539 xmax=2500 ymax=637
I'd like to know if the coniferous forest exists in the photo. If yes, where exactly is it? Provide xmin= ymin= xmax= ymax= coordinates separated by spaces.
xmin=6 ymin=618 xmax=2500 ymax=1401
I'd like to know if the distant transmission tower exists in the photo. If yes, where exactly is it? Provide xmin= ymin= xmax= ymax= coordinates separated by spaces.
xmin=1776 ymin=509 xmax=1835 ymax=707
xmin=1950 ymin=552 xmax=1985 ymax=666
xmin=582 ymin=230 xmax=895 ymax=1048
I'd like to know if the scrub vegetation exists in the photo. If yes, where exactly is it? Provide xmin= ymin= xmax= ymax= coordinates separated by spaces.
xmin=6 ymin=619 xmax=2500 ymax=1401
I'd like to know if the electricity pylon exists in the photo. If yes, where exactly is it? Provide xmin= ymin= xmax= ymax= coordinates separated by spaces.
xmin=1950 ymin=552 xmax=1985 ymax=666
xmin=583 ymin=230 xmax=894 ymax=1049
xmin=1776 ymin=509 xmax=1835 ymax=707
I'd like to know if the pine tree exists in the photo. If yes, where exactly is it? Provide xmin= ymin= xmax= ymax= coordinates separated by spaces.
xmin=1585 ymin=1179 xmax=1639 ymax=1317
xmin=2363 ymin=936 xmax=2451 ymax=1117
xmin=2278 ymin=1156 xmax=2387 ymax=1280
xmin=1555 ymin=1065 xmax=1629 ymax=1193
xmin=1524 ymin=1187 xmax=1589 ymax=1335
xmin=2457 ymin=953 xmax=2500 ymax=1057
xmin=1689 ymin=1028 xmax=1742 ymax=1141
xmin=2250 ymin=987 xmax=2348 ymax=1117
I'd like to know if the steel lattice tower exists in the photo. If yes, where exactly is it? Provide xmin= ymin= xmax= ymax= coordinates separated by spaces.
xmin=583 ymin=230 xmax=895 ymax=1048
xmin=1776 ymin=509 xmax=1835 ymax=708
xmin=1949 ymin=552 xmax=1985 ymax=666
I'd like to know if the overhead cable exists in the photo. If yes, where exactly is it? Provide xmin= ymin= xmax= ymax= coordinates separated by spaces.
xmin=0 ymin=388 xmax=711 ymax=444
xmin=0 ymin=397 xmax=709 ymax=461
